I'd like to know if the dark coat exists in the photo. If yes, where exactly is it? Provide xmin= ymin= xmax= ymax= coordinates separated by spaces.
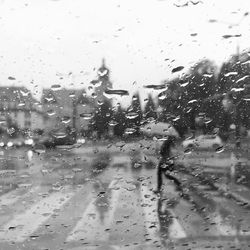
xmin=159 ymin=136 xmax=175 ymax=171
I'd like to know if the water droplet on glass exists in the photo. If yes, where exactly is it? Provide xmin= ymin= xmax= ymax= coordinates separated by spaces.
xmin=51 ymin=131 xmax=67 ymax=139
xmin=125 ymin=128 xmax=136 ymax=134
xmin=179 ymin=81 xmax=189 ymax=87
xmin=188 ymin=99 xmax=198 ymax=104
xmin=18 ymin=102 xmax=26 ymax=107
xmin=231 ymin=87 xmax=245 ymax=92
xmin=61 ymin=116 xmax=71 ymax=124
xmin=158 ymin=92 xmax=167 ymax=100
xmin=51 ymin=84 xmax=62 ymax=91
xmin=125 ymin=112 xmax=139 ymax=119
xmin=90 ymin=80 xmax=102 ymax=87
xmin=224 ymin=72 xmax=238 ymax=77
xmin=104 ymin=89 xmax=129 ymax=96
xmin=20 ymin=89 xmax=30 ymax=97
xmin=47 ymin=109 xmax=56 ymax=116
xmin=215 ymin=146 xmax=224 ymax=153
xmin=184 ymin=148 xmax=192 ymax=154
xmin=172 ymin=66 xmax=184 ymax=73
xmin=109 ymin=120 xmax=118 ymax=126
xmin=243 ymin=95 xmax=250 ymax=101
xmin=69 ymin=92 xmax=76 ymax=98
xmin=8 ymin=76 xmax=16 ymax=80
xmin=143 ymin=84 xmax=166 ymax=90
xmin=80 ymin=112 xmax=94 ymax=120
xmin=7 ymin=141 xmax=13 ymax=147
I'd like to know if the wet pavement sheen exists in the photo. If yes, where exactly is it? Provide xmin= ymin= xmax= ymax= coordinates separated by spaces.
xmin=0 ymin=146 xmax=249 ymax=250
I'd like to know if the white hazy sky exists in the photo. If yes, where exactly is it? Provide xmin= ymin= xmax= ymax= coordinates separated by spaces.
xmin=0 ymin=0 xmax=250 ymax=105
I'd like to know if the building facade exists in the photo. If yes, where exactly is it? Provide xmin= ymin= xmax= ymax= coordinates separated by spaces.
xmin=0 ymin=86 xmax=46 ymax=133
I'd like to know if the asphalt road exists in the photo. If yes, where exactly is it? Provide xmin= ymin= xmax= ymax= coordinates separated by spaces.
xmin=0 ymin=146 xmax=250 ymax=250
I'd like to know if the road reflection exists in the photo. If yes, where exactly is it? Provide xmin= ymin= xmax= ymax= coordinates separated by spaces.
xmin=93 ymin=181 xmax=110 ymax=224
xmin=157 ymin=197 xmax=173 ymax=239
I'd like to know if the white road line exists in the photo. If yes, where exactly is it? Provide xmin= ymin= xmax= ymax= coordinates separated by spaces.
xmin=140 ymin=184 xmax=187 ymax=240
xmin=0 ymin=186 xmax=40 ymax=208
xmin=0 ymin=187 xmax=74 ymax=242
xmin=212 ymin=212 xmax=237 ymax=236
xmin=168 ymin=211 xmax=187 ymax=239
xmin=140 ymin=184 xmax=160 ymax=242
xmin=66 ymin=179 xmax=120 ymax=243
xmin=210 ymin=212 xmax=250 ymax=236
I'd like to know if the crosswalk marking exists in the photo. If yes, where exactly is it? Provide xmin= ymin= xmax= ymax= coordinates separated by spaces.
xmin=0 ymin=187 xmax=74 ymax=242
xmin=140 ymin=184 xmax=161 ymax=241
xmin=168 ymin=211 xmax=187 ymax=239
xmin=0 ymin=164 xmax=249 ymax=246
xmin=66 ymin=179 xmax=120 ymax=243
xmin=0 ymin=186 xmax=40 ymax=208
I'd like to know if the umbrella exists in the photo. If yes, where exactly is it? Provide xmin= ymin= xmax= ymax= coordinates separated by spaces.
xmin=140 ymin=122 xmax=180 ymax=138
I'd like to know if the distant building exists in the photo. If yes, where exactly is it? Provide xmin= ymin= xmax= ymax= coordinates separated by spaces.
xmin=41 ymin=60 xmax=113 ymax=135
xmin=41 ymin=88 xmax=95 ymax=134
xmin=0 ymin=86 xmax=46 ymax=133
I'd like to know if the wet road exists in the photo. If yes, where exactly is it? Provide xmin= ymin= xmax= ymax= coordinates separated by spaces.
xmin=0 ymin=145 xmax=250 ymax=250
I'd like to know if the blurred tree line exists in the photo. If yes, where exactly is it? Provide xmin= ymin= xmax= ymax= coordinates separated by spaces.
xmin=158 ymin=52 xmax=250 ymax=140
xmin=89 ymin=51 xmax=250 ymax=141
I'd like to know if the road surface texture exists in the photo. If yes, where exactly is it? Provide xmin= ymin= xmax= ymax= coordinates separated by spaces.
xmin=0 ymin=142 xmax=250 ymax=250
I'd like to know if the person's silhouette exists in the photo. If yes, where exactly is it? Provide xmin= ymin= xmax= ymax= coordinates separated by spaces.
xmin=155 ymin=136 xmax=182 ymax=193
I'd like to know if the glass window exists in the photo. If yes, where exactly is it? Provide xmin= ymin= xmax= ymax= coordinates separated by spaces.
xmin=0 ymin=0 xmax=250 ymax=249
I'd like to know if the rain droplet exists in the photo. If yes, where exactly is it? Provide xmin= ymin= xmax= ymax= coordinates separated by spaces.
xmin=224 ymin=72 xmax=238 ymax=77
xmin=125 ymin=128 xmax=136 ymax=134
xmin=236 ymin=75 xmax=250 ymax=84
xmin=18 ymin=102 xmax=26 ymax=107
xmin=231 ymin=87 xmax=245 ymax=92
xmin=0 ymin=118 xmax=6 ymax=124
xmin=243 ymin=95 xmax=250 ymax=101
xmin=172 ymin=66 xmax=184 ymax=73
xmin=61 ymin=116 xmax=71 ymax=124
xmin=158 ymin=92 xmax=167 ymax=100
xmin=51 ymin=84 xmax=62 ymax=91
xmin=215 ymin=146 xmax=224 ymax=153
xmin=90 ymin=80 xmax=102 ymax=87
xmin=8 ymin=76 xmax=16 ymax=80
xmin=104 ymin=89 xmax=129 ymax=96
xmin=184 ymin=148 xmax=192 ymax=154
xmin=179 ymin=81 xmax=189 ymax=87
xmin=125 ymin=112 xmax=139 ymax=119
xmin=20 ymin=89 xmax=29 ymax=97
xmin=188 ymin=99 xmax=198 ymax=104
xmin=69 ymin=92 xmax=76 ymax=98
xmin=109 ymin=120 xmax=118 ymax=126
xmin=97 ymin=99 xmax=104 ymax=105
xmin=51 ymin=132 xmax=67 ymax=139
xmin=47 ymin=110 xmax=56 ymax=116
xmin=80 ymin=112 xmax=94 ymax=120
xmin=143 ymin=84 xmax=166 ymax=90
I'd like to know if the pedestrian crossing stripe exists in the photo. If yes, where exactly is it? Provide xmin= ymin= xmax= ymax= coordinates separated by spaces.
xmin=140 ymin=184 xmax=186 ymax=240
xmin=66 ymin=179 xmax=121 ymax=243
xmin=0 ymin=187 xmax=74 ymax=242
xmin=0 ymin=176 xmax=250 ymax=244
xmin=0 ymin=185 xmax=40 ymax=208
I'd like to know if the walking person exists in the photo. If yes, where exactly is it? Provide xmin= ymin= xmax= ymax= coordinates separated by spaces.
xmin=155 ymin=136 xmax=182 ymax=193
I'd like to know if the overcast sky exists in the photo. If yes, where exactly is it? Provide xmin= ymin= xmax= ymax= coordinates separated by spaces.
xmin=0 ymin=0 xmax=250 ymax=105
